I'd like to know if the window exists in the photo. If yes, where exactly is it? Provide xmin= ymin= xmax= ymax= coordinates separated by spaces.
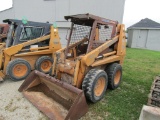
xmin=70 ymin=24 xmax=91 ymax=45
xmin=20 ymin=26 xmax=44 ymax=41
xmin=98 ymin=24 xmax=113 ymax=41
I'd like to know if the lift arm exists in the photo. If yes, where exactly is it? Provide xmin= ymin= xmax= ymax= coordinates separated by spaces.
xmin=81 ymin=36 xmax=119 ymax=66
xmin=4 ymin=35 xmax=50 ymax=56
xmin=82 ymin=24 xmax=126 ymax=66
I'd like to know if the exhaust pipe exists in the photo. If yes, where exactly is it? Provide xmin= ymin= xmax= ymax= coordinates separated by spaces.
xmin=19 ymin=70 xmax=88 ymax=120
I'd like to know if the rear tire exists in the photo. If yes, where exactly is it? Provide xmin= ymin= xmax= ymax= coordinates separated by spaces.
xmin=106 ymin=63 xmax=122 ymax=90
xmin=35 ymin=56 xmax=53 ymax=74
xmin=6 ymin=58 xmax=31 ymax=81
xmin=82 ymin=69 xmax=108 ymax=103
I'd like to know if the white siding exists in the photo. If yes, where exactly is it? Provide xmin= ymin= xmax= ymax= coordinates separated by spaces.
xmin=0 ymin=8 xmax=14 ymax=21
xmin=0 ymin=0 xmax=126 ymax=46
xmin=0 ymin=0 xmax=125 ymax=23
xmin=131 ymin=30 xmax=140 ymax=48
xmin=56 ymin=0 xmax=69 ymax=21
xmin=13 ymin=0 xmax=56 ymax=23
xmin=146 ymin=30 xmax=160 ymax=51
xmin=69 ymin=0 xmax=125 ymax=23
xmin=128 ymin=29 xmax=160 ymax=51
xmin=127 ymin=29 xmax=133 ymax=47
xmin=136 ymin=30 xmax=148 ymax=48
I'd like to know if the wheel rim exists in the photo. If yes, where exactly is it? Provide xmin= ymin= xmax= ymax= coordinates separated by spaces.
xmin=114 ymin=70 xmax=121 ymax=85
xmin=12 ymin=64 xmax=28 ymax=77
xmin=94 ymin=77 xmax=106 ymax=97
xmin=40 ymin=60 xmax=52 ymax=72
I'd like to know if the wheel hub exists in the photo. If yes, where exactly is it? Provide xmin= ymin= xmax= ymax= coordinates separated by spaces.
xmin=114 ymin=70 xmax=121 ymax=85
xmin=41 ymin=60 xmax=52 ymax=72
xmin=94 ymin=77 xmax=105 ymax=97
xmin=13 ymin=64 xmax=27 ymax=77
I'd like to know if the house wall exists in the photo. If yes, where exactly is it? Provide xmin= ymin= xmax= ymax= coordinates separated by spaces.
xmin=128 ymin=29 xmax=160 ymax=51
xmin=127 ymin=29 xmax=133 ymax=47
xmin=0 ymin=0 xmax=126 ymax=47
xmin=58 ymin=28 xmax=68 ymax=47
xmin=128 ymin=29 xmax=140 ymax=48
xmin=0 ymin=8 xmax=14 ymax=22
xmin=146 ymin=30 xmax=160 ymax=51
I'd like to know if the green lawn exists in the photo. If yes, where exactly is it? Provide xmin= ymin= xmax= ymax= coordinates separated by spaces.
xmin=83 ymin=48 xmax=160 ymax=120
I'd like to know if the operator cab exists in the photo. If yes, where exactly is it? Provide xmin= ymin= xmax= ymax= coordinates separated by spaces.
xmin=3 ymin=19 xmax=52 ymax=48
xmin=64 ymin=13 xmax=118 ymax=59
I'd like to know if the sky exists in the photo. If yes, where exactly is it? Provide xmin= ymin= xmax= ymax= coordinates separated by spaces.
xmin=0 ymin=0 xmax=12 ymax=11
xmin=0 ymin=0 xmax=160 ymax=28
xmin=123 ymin=0 xmax=160 ymax=28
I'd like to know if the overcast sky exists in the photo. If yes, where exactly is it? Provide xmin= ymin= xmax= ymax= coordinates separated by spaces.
xmin=0 ymin=0 xmax=12 ymax=11
xmin=0 ymin=0 xmax=159 ymax=28
xmin=123 ymin=0 xmax=160 ymax=28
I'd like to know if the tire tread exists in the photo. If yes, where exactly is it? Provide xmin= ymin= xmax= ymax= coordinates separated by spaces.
xmin=6 ymin=58 xmax=31 ymax=81
xmin=82 ymin=69 xmax=107 ymax=103
xmin=106 ymin=63 xmax=122 ymax=89
xmin=35 ymin=56 xmax=53 ymax=74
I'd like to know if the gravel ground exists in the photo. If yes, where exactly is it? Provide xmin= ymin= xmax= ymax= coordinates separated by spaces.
xmin=0 ymin=78 xmax=102 ymax=120
xmin=0 ymin=78 xmax=48 ymax=120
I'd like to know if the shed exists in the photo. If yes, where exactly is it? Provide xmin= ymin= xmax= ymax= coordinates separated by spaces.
xmin=127 ymin=18 xmax=160 ymax=51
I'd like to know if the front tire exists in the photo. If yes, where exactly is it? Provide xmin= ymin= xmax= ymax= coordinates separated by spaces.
xmin=6 ymin=58 xmax=31 ymax=81
xmin=82 ymin=69 xmax=108 ymax=103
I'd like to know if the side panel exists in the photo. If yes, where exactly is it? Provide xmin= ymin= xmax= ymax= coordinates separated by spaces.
xmin=14 ymin=0 xmax=56 ymax=23
xmin=56 ymin=0 xmax=69 ymax=21
xmin=0 ymin=0 xmax=125 ymax=23
xmin=136 ymin=30 xmax=148 ymax=48
xmin=127 ymin=29 xmax=134 ymax=47
xmin=146 ymin=30 xmax=160 ymax=51
xmin=0 ymin=0 xmax=126 ymax=47
xmin=70 ymin=0 xmax=125 ymax=23
xmin=130 ymin=30 xmax=140 ymax=48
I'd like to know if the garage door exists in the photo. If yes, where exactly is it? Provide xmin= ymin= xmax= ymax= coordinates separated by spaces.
xmin=136 ymin=30 xmax=148 ymax=48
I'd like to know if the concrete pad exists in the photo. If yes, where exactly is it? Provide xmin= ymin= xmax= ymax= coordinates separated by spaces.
xmin=139 ymin=105 xmax=160 ymax=120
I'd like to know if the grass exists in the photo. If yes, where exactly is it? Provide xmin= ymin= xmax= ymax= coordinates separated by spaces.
xmin=86 ymin=48 xmax=160 ymax=120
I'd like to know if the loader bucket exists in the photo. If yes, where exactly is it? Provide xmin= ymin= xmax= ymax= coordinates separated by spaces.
xmin=19 ymin=70 xmax=88 ymax=120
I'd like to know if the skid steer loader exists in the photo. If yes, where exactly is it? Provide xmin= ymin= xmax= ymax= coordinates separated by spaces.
xmin=0 ymin=19 xmax=62 ymax=81
xmin=19 ymin=13 xmax=126 ymax=120
xmin=0 ymin=24 xmax=9 ymax=42
xmin=0 ymin=19 xmax=52 ymax=81
xmin=0 ymin=25 xmax=61 ymax=81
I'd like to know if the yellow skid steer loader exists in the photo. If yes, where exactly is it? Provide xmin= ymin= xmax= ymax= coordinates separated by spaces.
xmin=0 ymin=19 xmax=53 ymax=81
xmin=0 ymin=25 xmax=61 ymax=81
xmin=19 ymin=13 xmax=126 ymax=120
